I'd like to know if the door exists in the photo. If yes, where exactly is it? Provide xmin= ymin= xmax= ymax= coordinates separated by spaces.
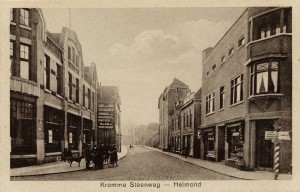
xmin=256 ymin=121 xmax=274 ymax=170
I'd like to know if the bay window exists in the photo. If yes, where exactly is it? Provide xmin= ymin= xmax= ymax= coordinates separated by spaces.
xmin=250 ymin=60 xmax=279 ymax=95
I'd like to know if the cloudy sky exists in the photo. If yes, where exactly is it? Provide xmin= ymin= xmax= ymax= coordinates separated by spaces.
xmin=43 ymin=7 xmax=246 ymax=126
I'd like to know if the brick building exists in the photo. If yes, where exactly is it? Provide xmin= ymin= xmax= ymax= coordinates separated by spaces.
xmin=169 ymin=88 xmax=201 ymax=157
xmin=97 ymin=86 xmax=121 ymax=151
xmin=158 ymin=78 xmax=189 ymax=149
xmin=10 ymin=8 xmax=98 ymax=167
xmin=201 ymin=7 xmax=292 ymax=173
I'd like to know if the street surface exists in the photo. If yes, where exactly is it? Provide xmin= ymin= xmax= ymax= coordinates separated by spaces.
xmin=11 ymin=146 xmax=235 ymax=180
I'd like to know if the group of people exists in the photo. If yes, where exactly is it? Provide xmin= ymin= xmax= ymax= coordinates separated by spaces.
xmin=84 ymin=144 xmax=118 ymax=170
xmin=167 ymin=144 xmax=190 ymax=158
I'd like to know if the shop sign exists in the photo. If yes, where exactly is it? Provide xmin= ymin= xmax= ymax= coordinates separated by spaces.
xmin=97 ymin=104 xmax=115 ymax=129
xmin=278 ymin=131 xmax=291 ymax=140
xmin=265 ymin=131 xmax=277 ymax=140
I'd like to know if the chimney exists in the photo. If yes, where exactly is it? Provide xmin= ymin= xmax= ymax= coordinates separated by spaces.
xmin=202 ymin=47 xmax=213 ymax=61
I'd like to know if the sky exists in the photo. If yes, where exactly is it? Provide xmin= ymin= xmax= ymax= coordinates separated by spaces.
xmin=42 ymin=7 xmax=246 ymax=126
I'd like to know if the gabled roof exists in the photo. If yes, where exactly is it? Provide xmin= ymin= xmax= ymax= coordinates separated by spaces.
xmin=169 ymin=78 xmax=189 ymax=89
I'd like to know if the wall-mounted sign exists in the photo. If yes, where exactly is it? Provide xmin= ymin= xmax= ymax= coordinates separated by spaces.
xmin=278 ymin=131 xmax=291 ymax=140
xmin=265 ymin=131 xmax=277 ymax=140
xmin=97 ymin=104 xmax=115 ymax=129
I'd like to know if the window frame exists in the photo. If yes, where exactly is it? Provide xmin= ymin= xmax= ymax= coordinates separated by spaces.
xmin=220 ymin=85 xmax=225 ymax=109
xmin=250 ymin=60 xmax=280 ymax=95
xmin=238 ymin=36 xmax=245 ymax=48
xmin=206 ymin=92 xmax=215 ymax=115
xmin=20 ymin=8 xmax=30 ymax=27
xmin=44 ymin=54 xmax=50 ymax=90
xmin=20 ymin=44 xmax=30 ymax=80
xmin=230 ymin=74 xmax=244 ymax=105
xmin=228 ymin=47 xmax=234 ymax=57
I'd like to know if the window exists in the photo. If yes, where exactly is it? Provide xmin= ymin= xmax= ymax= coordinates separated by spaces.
xmin=207 ymin=132 xmax=215 ymax=151
xmin=228 ymin=47 xmax=234 ymax=56
xmin=92 ymin=92 xmax=95 ymax=111
xmin=183 ymin=113 xmax=185 ymax=127
xmin=76 ymin=55 xmax=79 ymax=67
xmin=56 ymin=64 xmax=62 ymax=95
xmin=72 ymin=47 xmax=75 ymax=63
xmin=10 ymin=41 xmax=14 ymax=75
xmin=220 ymin=86 xmax=225 ymax=109
xmin=238 ymin=36 xmax=245 ymax=47
xmin=88 ymin=88 xmax=91 ymax=109
xmin=227 ymin=126 xmax=244 ymax=159
xmin=68 ymin=73 xmax=72 ymax=100
xmin=68 ymin=46 xmax=71 ymax=61
xmin=212 ymin=64 xmax=216 ymax=71
xmin=190 ymin=110 xmax=192 ymax=127
xmin=206 ymin=92 xmax=215 ymax=114
xmin=20 ymin=9 xmax=29 ymax=27
xmin=75 ymin=78 xmax=79 ymax=103
xmin=44 ymin=107 xmax=62 ymax=152
xmin=20 ymin=44 xmax=30 ymax=79
xmin=44 ymin=54 xmax=50 ymax=90
xmin=83 ymin=85 xmax=85 ymax=107
xmin=10 ymin=8 xmax=14 ymax=22
xmin=206 ymin=71 xmax=209 ymax=76
xmin=250 ymin=61 xmax=279 ymax=95
xmin=231 ymin=74 xmax=243 ymax=105
xmin=221 ymin=55 xmax=225 ymax=64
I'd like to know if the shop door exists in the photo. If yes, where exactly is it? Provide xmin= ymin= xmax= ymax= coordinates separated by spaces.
xmin=256 ymin=121 xmax=274 ymax=169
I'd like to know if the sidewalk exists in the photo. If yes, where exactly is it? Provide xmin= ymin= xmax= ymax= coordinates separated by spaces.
xmin=11 ymin=146 xmax=128 ymax=177
xmin=146 ymin=146 xmax=292 ymax=180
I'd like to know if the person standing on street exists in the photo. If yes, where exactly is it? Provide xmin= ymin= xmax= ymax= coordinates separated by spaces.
xmin=85 ymin=146 xmax=92 ymax=170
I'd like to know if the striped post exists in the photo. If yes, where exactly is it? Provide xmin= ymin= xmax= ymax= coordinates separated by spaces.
xmin=274 ymin=142 xmax=280 ymax=180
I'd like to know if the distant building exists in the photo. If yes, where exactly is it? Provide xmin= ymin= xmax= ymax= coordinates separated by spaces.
xmin=10 ymin=8 xmax=98 ymax=167
xmin=97 ymin=86 xmax=121 ymax=150
xmin=158 ymin=78 xmax=189 ymax=149
xmin=201 ymin=7 xmax=292 ymax=173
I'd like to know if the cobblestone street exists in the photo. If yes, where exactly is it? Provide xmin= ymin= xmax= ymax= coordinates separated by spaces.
xmin=11 ymin=146 xmax=235 ymax=181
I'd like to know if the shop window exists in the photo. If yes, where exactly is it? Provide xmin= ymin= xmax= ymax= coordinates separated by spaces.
xmin=20 ymin=44 xmax=30 ymax=80
xmin=10 ymin=99 xmax=35 ymax=154
xmin=230 ymin=74 xmax=243 ymax=105
xmin=207 ymin=132 xmax=215 ymax=151
xmin=20 ymin=8 xmax=29 ymax=27
xmin=227 ymin=126 xmax=244 ymax=160
xmin=44 ymin=54 xmax=50 ymax=90
xmin=250 ymin=60 xmax=279 ymax=95
xmin=220 ymin=85 xmax=225 ymax=109
xmin=206 ymin=92 xmax=215 ymax=114
xmin=45 ymin=107 xmax=62 ymax=152
xmin=68 ymin=114 xmax=79 ymax=150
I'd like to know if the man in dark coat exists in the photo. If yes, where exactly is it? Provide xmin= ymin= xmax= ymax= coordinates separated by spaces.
xmin=98 ymin=144 xmax=105 ymax=169
xmin=111 ymin=144 xmax=118 ymax=167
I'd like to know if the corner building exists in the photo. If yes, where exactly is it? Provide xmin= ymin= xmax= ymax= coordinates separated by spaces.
xmin=10 ymin=8 xmax=98 ymax=167
xmin=201 ymin=7 xmax=292 ymax=173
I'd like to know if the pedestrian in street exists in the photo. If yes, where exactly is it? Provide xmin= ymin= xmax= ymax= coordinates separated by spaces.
xmin=110 ymin=144 xmax=118 ymax=167
xmin=85 ymin=146 xmax=92 ymax=170
xmin=98 ymin=144 xmax=105 ymax=169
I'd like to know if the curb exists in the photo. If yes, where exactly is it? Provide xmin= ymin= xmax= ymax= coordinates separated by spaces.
xmin=11 ymin=148 xmax=128 ymax=177
xmin=146 ymin=146 xmax=251 ymax=180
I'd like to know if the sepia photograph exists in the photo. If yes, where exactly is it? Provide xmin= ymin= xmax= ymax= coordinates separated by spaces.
xmin=0 ymin=1 xmax=299 ymax=192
